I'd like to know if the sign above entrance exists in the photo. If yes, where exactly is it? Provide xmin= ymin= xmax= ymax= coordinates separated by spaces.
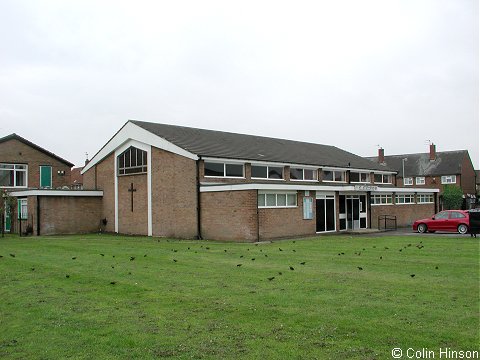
xmin=354 ymin=185 xmax=378 ymax=191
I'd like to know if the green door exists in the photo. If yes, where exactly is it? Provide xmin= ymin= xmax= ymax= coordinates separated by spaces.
xmin=4 ymin=208 xmax=11 ymax=232
xmin=40 ymin=166 xmax=52 ymax=188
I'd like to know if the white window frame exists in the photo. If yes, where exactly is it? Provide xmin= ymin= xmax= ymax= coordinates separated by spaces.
xmin=117 ymin=146 xmax=148 ymax=176
xmin=371 ymin=194 xmax=393 ymax=205
xmin=403 ymin=177 xmax=413 ymax=186
xmin=417 ymin=194 xmax=434 ymax=204
xmin=258 ymin=191 xmax=297 ymax=208
xmin=416 ymin=177 xmax=425 ymax=185
xmin=350 ymin=172 xmax=371 ymax=184
xmin=374 ymin=173 xmax=392 ymax=184
xmin=322 ymin=169 xmax=346 ymax=183
xmin=18 ymin=198 xmax=28 ymax=220
xmin=290 ymin=167 xmax=318 ymax=182
xmin=251 ymin=164 xmax=284 ymax=180
xmin=395 ymin=194 xmax=415 ymax=204
xmin=204 ymin=161 xmax=245 ymax=179
xmin=441 ymin=175 xmax=456 ymax=184
xmin=0 ymin=163 xmax=28 ymax=188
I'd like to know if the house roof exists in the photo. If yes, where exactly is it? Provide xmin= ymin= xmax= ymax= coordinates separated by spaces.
xmin=130 ymin=120 xmax=393 ymax=172
xmin=71 ymin=167 xmax=83 ymax=184
xmin=365 ymin=150 xmax=469 ymax=177
xmin=0 ymin=133 xmax=74 ymax=167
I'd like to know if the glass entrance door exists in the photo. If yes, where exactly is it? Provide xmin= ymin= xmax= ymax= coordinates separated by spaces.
xmin=340 ymin=195 xmax=367 ymax=230
xmin=316 ymin=195 xmax=336 ymax=232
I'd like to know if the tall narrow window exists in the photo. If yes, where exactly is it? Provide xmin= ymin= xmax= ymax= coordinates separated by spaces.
xmin=118 ymin=147 xmax=147 ymax=175
xmin=40 ymin=166 xmax=52 ymax=188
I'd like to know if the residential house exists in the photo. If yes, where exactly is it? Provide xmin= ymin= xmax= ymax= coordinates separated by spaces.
xmin=367 ymin=144 xmax=476 ymax=210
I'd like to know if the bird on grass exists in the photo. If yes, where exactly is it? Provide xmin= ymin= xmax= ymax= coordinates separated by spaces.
xmin=289 ymin=266 xmax=294 ymax=271
xmin=240 ymin=255 xmax=244 ymax=258
xmin=9 ymin=254 xmax=15 ymax=258
xmin=111 ymin=266 xmax=115 ymax=269
xmin=72 ymin=257 xmax=77 ymax=260
xmin=65 ymin=274 xmax=70 ymax=278
xmin=31 ymin=267 xmax=35 ymax=271
xmin=357 ymin=267 xmax=363 ymax=270
xmin=410 ymin=274 xmax=415 ymax=278
xmin=224 ymin=250 xmax=227 ymax=252
xmin=267 ymin=277 xmax=275 ymax=281
xmin=206 ymin=247 xmax=210 ymax=250
xmin=173 ymin=259 xmax=177 ymax=263
xmin=0 ymin=255 xmax=3 ymax=258
xmin=380 ymin=256 xmax=383 ymax=260
xmin=292 ymin=250 xmax=296 ymax=252
xmin=435 ymin=266 xmax=439 ymax=270
xmin=110 ymin=281 xmax=116 ymax=285
xmin=144 ymin=254 xmax=147 ymax=257
xmin=300 ymin=262 xmax=306 ymax=265
xmin=100 ymin=254 xmax=105 ymax=257
xmin=278 ymin=272 xmax=283 ymax=275
xmin=237 ymin=264 xmax=242 ymax=267
xmin=279 ymin=248 xmax=283 ymax=251
xmin=251 ymin=258 xmax=255 ymax=261
xmin=130 ymin=256 xmax=135 ymax=261
xmin=264 ymin=254 xmax=268 ymax=257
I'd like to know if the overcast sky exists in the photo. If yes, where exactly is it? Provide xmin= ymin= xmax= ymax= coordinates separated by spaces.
xmin=1 ymin=0 xmax=478 ymax=168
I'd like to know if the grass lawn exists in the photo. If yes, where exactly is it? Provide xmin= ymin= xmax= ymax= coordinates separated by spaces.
xmin=0 ymin=233 xmax=478 ymax=359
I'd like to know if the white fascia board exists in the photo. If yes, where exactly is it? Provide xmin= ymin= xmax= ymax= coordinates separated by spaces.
xmin=82 ymin=121 xmax=198 ymax=174
xmin=372 ymin=187 xmax=439 ymax=193
xmin=200 ymin=183 xmax=356 ymax=193
xmin=10 ymin=190 xmax=103 ymax=197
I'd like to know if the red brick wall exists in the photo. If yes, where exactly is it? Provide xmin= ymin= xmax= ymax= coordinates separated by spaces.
xmin=259 ymin=192 xmax=316 ymax=239
xmin=0 ymin=138 xmax=72 ymax=189
xmin=82 ymin=153 xmax=115 ymax=232
xmin=370 ymin=203 xmax=435 ymax=228
xmin=118 ymin=174 xmax=148 ymax=235
xmin=200 ymin=190 xmax=258 ymax=242
xmin=151 ymin=147 xmax=198 ymax=238
xmin=460 ymin=153 xmax=476 ymax=195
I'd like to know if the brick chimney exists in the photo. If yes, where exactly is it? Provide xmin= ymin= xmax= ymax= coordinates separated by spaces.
xmin=378 ymin=148 xmax=385 ymax=164
xmin=429 ymin=143 xmax=436 ymax=161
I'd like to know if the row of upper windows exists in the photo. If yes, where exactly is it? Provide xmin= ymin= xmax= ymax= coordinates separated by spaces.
xmin=0 ymin=163 xmax=54 ymax=188
xmin=371 ymin=194 xmax=434 ymax=205
xmin=403 ymin=175 xmax=457 ymax=186
xmin=204 ymin=161 xmax=393 ymax=184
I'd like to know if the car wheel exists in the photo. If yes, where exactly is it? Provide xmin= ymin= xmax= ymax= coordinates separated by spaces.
xmin=458 ymin=224 xmax=468 ymax=235
xmin=417 ymin=224 xmax=427 ymax=233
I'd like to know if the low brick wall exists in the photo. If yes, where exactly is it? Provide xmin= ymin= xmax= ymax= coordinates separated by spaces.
xmin=370 ymin=203 xmax=435 ymax=228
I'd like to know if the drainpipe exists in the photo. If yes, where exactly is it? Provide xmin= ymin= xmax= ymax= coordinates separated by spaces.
xmin=256 ymin=189 xmax=260 ymax=242
xmin=196 ymin=158 xmax=202 ymax=240
xmin=36 ymin=196 xmax=40 ymax=236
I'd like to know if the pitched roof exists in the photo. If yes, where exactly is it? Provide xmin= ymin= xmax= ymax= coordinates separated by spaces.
xmin=0 ymin=133 xmax=74 ymax=167
xmin=365 ymin=150 xmax=469 ymax=177
xmin=130 ymin=120 xmax=392 ymax=172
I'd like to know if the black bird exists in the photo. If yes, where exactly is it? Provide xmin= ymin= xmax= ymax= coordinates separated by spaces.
xmin=357 ymin=267 xmax=363 ymax=270
xmin=384 ymin=247 xmax=389 ymax=250
xmin=289 ymin=266 xmax=294 ymax=271
xmin=435 ymin=266 xmax=439 ymax=270
xmin=278 ymin=272 xmax=283 ymax=275
xmin=237 ymin=264 xmax=242 ymax=267
xmin=267 ymin=277 xmax=275 ymax=281
xmin=373 ymin=246 xmax=376 ymax=248
xmin=0 ymin=255 xmax=3 ymax=258
xmin=72 ymin=257 xmax=77 ymax=260
xmin=31 ymin=267 xmax=35 ymax=271
xmin=9 ymin=254 xmax=15 ymax=258
xmin=205 ymin=247 xmax=210 ymax=250
xmin=112 ymin=255 xmax=115 ymax=258
xmin=100 ymin=254 xmax=105 ymax=257
xmin=187 ymin=247 xmax=190 ymax=250
xmin=300 ymin=262 xmax=306 ymax=265
xmin=292 ymin=250 xmax=296 ymax=252
xmin=66 ymin=274 xmax=70 ymax=278
xmin=292 ymin=241 xmax=296 ymax=243
xmin=110 ymin=281 xmax=116 ymax=285
xmin=130 ymin=256 xmax=135 ymax=261
xmin=224 ymin=250 xmax=227 ymax=252
xmin=399 ymin=249 xmax=403 ymax=252
xmin=380 ymin=256 xmax=383 ymax=260
xmin=173 ymin=259 xmax=177 ymax=263
xmin=264 ymin=254 xmax=268 ymax=257
xmin=240 ymin=255 xmax=244 ymax=258
xmin=251 ymin=258 xmax=255 ymax=261
xmin=144 ymin=254 xmax=147 ymax=257
xmin=111 ymin=266 xmax=115 ymax=269
xmin=173 ymin=250 xmax=178 ymax=253
xmin=247 ymin=248 xmax=250 ymax=251
xmin=279 ymin=248 xmax=283 ymax=251
xmin=128 ymin=272 xmax=132 ymax=275
xmin=410 ymin=274 xmax=415 ymax=278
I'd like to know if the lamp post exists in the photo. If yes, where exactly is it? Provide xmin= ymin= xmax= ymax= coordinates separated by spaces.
xmin=402 ymin=158 xmax=408 ymax=185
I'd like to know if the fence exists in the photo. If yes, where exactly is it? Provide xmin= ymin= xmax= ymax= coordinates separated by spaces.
xmin=378 ymin=215 xmax=397 ymax=231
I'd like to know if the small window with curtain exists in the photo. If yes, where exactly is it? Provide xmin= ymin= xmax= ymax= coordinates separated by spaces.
xmin=118 ymin=147 xmax=147 ymax=175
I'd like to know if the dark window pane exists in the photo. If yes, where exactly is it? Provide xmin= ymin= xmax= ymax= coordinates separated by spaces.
xmin=205 ymin=162 xmax=224 ymax=177
xmin=374 ymin=174 xmax=382 ymax=182
xmin=360 ymin=195 xmax=366 ymax=213
xmin=15 ymin=171 xmax=25 ymax=186
xmin=125 ymin=149 xmax=131 ymax=167
xmin=360 ymin=218 xmax=366 ymax=228
xmin=339 ymin=195 xmax=346 ymax=214
xmin=335 ymin=171 xmax=344 ymax=181
xmin=225 ymin=164 xmax=243 ymax=177
xmin=268 ymin=166 xmax=283 ymax=179
xmin=131 ymin=148 xmax=137 ymax=167
xmin=251 ymin=165 xmax=267 ymax=178
xmin=290 ymin=168 xmax=303 ymax=180
xmin=0 ymin=169 xmax=13 ymax=186
xmin=323 ymin=171 xmax=333 ymax=181
xmin=350 ymin=172 xmax=359 ymax=182
xmin=304 ymin=169 xmax=316 ymax=180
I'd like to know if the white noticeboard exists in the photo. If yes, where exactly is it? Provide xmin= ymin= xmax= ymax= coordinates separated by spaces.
xmin=303 ymin=197 xmax=313 ymax=220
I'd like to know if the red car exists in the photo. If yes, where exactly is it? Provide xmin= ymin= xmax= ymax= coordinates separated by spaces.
xmin=413 ymin=210 xmax=470 ymax=234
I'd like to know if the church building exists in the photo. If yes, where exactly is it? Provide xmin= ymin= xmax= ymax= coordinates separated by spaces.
xmin=82 ymin=120 xmax=438 ymax=241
